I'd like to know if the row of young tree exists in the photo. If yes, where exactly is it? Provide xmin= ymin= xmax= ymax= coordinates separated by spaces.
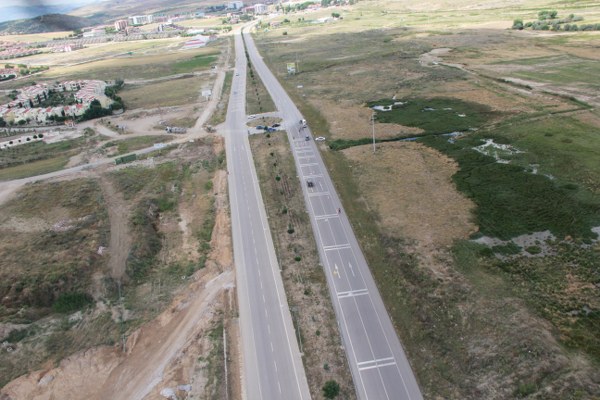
xmin=513 ymin=10 xmax=600 ymax=32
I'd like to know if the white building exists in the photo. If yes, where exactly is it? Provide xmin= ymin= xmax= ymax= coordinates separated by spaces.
xmin=82 ymin=28 xmax=106 ymax=38
xmin=254 ymin=3 xmax=268 ymax=14
xmin=128 ymin=15 xmax=154 ymax=25
xmin=227 ymin=1 xmax=244 ymax=10
xmin=114 ymin=19 xmax=128 ymax=31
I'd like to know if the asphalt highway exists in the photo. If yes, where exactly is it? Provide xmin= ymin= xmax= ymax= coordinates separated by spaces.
xmin=224 ymin=31 xmax=311 ymax=400
xmin=243 ymin=28 xmax=424 ymax=400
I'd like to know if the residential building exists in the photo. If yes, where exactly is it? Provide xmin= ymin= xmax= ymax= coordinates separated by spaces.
xmin=52 ymin=43 xmax=84 ymax=53
xmin=227 ymin=1 xmax=244 ymax=10
xmin=254 ymin=3 xmax=268 ymax=14
xmin=128 ymin=15 xmax=154 ymax=25
xmin=114 ymin=19 xmax=128 ymax=31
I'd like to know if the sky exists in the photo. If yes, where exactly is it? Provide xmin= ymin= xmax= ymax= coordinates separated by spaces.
xmin=0 ymin=0 xmax=102 ymax=22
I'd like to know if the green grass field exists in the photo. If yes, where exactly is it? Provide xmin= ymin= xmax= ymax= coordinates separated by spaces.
xmin=421 ymin=132 xmax=600 ymax=240
xmin=369 ymin=98 xmax=494 ymax=134
xmin=509 ymin=57 xmax=600 ymax=87
xmin=171 ymin=54 xmax=219 ymax=74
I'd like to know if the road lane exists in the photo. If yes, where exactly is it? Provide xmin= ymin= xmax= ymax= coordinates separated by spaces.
xmin=224 ymin=30 xmax=311 ymax=400
xmin=243 ymin=28 xmax=424 ymax=400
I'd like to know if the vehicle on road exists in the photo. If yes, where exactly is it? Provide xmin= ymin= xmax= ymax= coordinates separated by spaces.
xmin=306 ymin=179 xmax=314 ymax=188
xmin=305 ymin=135 xmax=310 ymax=141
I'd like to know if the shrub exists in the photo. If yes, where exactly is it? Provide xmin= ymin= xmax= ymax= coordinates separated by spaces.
xmin=52 ymin=291 xmax=93 ymax=313
xmin=525 ymin=245 xmax=542 ymax=255
xmin=323 ymin=380 xmax=340 ymax=399
xmin=512 ymin=19 xmax=524 ymax=30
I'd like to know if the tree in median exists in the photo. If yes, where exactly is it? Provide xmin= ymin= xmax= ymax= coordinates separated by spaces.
xmin=322 ymin=380 xmax=340 ymax=399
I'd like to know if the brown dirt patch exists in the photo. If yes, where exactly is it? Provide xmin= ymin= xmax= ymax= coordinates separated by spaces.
xmin=343 ymin=141 xmax=476 ymax=278
xmin=344 ymin=141 xmax=476 ymax=249
xmin=312 ymin=98 xmax=423 ymax=140
xmin=423 ymin=79 xmax=534 ymax=113
xmin=207 ymin=170 xmax=232 ymax=270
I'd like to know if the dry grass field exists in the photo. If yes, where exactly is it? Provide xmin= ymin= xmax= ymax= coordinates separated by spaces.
xmin=254 ymin=0 xmax=600 ymax=398
xmin=119 ymin=76 xmax=210 ymax=109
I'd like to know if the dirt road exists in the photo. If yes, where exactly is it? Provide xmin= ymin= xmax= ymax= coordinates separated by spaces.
xmin=99 ymin=176 xmax=131 ymax=280
xmin=97 ymin=270 xmax=234 ymax=400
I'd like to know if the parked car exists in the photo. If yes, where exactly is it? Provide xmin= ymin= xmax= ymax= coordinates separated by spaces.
xmin=272 ymin=123 xmax=281 ymax=128
xmin=306 ymin=179 xmax=314 ymax=188
xmin=315 ymin=136 xmax=326 ymax=141
xmin=256 ymin=125 xmax=265 ymax=130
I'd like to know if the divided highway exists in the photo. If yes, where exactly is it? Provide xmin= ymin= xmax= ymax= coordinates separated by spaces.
xmin=224 ymin=31 xmax=311 ymax=399
xmin=243 ymin=29 xmax=424 ymax=400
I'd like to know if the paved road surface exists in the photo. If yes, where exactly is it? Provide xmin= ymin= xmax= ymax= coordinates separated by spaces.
xmin=243 ymin=29 xmax=424 ymax=400
xmin=224 ymin=31 xmax=311 ymax=400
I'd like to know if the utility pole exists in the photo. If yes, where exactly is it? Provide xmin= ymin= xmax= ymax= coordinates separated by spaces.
xmin=371 ymin=111 xmax=376 ymax=154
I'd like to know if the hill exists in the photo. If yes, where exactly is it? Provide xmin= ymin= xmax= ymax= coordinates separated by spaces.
xmin=0 ymin=13 xmax=94 ymax=35
xmin=70 ymin=0 xmax=220 ymax=20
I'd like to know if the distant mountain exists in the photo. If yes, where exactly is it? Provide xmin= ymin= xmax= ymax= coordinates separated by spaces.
xmin=0 ymin=5 xmax=74 ymax=23
xmin=70 ymin=0 xmax=214 ymax=20
xmin=0 ymin=13 xmax=95 ymax=34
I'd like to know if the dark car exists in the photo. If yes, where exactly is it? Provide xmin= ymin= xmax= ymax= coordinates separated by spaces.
xmin=306 ymin=179 xmax=314 ymax=188
xmin=256 ymin=125 xmax=265 ymax=130
xmin=272 ymin=123 xmax=280 ymax=128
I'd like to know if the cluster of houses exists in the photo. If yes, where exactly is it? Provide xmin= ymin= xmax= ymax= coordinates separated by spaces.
xmin=0 ymin=46 xmax=40 ymax=60
xmin=0 ymin=80 xmax=111 ymax=125
xmin=51 ymin=43 xmax=84 ymax=53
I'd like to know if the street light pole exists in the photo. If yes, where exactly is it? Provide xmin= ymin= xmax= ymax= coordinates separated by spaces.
xmin=371 ymin=111 xmax=376 ymax=154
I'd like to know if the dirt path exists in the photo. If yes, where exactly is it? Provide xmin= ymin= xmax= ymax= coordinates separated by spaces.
xmin=96 ymin=270 xmax=234 ymax=400
xmin=189 ymin=42 xmax=232 ymax=135
xmin=99 ymin=176 xmax=131 ymax=280
xmin=124 ymin=70 xmax=212 ymax=86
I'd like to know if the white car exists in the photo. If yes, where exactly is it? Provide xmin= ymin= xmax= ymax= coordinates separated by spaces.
xmin=315 ymin=136 xmax=326 ymax=141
